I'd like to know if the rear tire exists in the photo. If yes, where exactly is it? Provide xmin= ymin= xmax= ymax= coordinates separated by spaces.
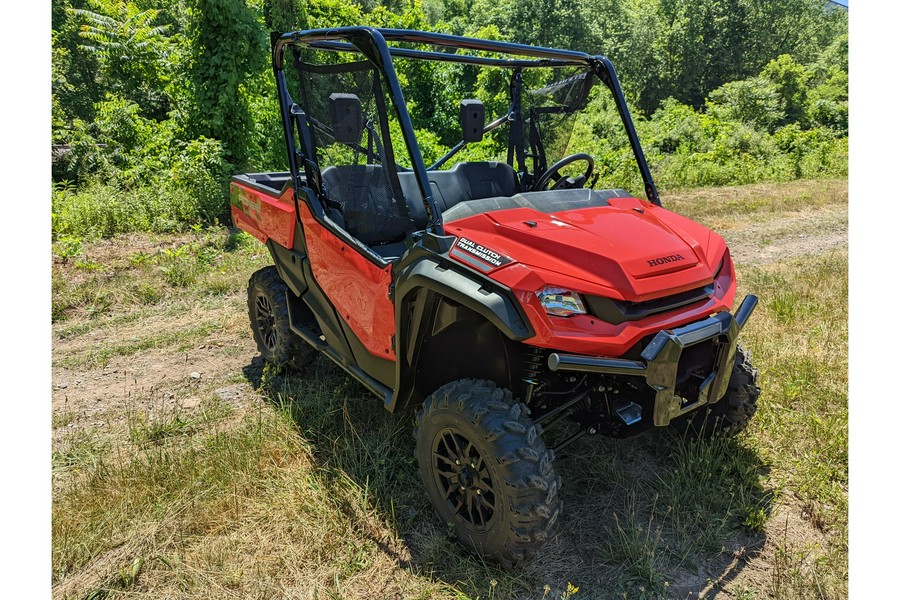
xmin=247 ymin=266 xmax=316 ymax=371
xmin=680 ymin=344 xmax=760 ymax=437
xmin=415 ymin=379 xmax=561 ymax=566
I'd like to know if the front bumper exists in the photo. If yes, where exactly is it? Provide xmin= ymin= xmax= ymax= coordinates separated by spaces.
xmin=547 ymin=295 xmax=757 ymax=426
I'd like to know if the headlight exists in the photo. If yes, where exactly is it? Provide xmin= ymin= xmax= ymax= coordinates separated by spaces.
xmin=537 ymin=286 xmax=587 ymax=317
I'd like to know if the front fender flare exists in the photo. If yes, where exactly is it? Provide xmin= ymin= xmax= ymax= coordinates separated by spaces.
xmin=388 ymin=256 xmax=534 ymax=411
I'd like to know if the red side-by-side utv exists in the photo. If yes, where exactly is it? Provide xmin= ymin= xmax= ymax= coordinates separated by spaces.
xmin=230 ymin=27 xmax=760 ymax=566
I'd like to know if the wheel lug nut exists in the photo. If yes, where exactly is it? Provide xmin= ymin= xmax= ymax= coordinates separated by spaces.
xmin=460 ymin=486 xmax=466 ymax=491
xmin=475 ymin=489 xmax=481 ymax=495
xmin=470 ymin=463 xmax=476 ymax=468
xmin=455 ymin=459 xmax=460 ymax=465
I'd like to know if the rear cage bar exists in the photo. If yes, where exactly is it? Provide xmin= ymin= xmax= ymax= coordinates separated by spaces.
xmin=270 ymin=27 xmax=661 ymax=238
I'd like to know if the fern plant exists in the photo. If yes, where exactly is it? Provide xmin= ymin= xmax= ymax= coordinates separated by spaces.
xmin=69 ymin=0 xmax=173 ymax=117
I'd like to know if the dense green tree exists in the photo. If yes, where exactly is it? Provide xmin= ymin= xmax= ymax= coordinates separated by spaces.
xmin=651 ymin=0 xmax=752 ymax=109
xmin=707 ymin=77 xmax=784 ymax=133
xmin=307 ymin=0 xmax=368 ymax=28
xmin=70 ymin=0 xmax=174 ymax=120
xmin=187 ymin=0 xmax=266 ymax=169
xmin=52 ymin=0 xmax=104 ymax=127
xmin=265 ymin=0 xmax=309 ymax=33
xmin=620 ymin=0 xmax=846 ymax=114
xmin=507 ymin=0 xmax=593 ymax=52
xmin=760 ymin=54 xmax=811 ymax=126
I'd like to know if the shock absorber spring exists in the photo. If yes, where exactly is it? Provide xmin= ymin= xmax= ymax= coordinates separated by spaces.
xmin=521 ymin=346 xmax=545 ymax=404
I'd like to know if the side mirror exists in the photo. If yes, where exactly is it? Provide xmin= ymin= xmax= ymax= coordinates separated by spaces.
xmin=460 ymin=99 xmax=485 ymax=143
xmin=329 ymin=93 xmax=363 ymax=144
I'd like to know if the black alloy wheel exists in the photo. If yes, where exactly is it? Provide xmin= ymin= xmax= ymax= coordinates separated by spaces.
xmin=254 ymin=294 xmax=278 ymax=350
xmin=247 ymin=266 xmax=316 ymax=370
xmin=433 ymin=428 xmax=497 ymax=531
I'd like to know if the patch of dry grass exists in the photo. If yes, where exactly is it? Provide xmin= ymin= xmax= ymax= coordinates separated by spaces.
xmin=52 ymin=227 xmax=269 ymax=326
xmin=736 ymin=251 xmax=848 ymax=598
xmin=662 ymin=179 xmax=848 ymax=221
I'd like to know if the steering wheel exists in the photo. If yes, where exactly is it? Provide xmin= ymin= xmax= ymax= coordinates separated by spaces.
xmin=532 ymin=153 xmax=595 ymax=191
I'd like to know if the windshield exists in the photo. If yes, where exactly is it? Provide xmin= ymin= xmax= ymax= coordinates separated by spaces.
xmin=386 ymin=58 xmax=596 ymax=173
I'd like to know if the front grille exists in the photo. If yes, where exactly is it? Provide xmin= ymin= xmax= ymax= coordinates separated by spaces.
xmin=585 ymin=283 xmax=714 ymax=325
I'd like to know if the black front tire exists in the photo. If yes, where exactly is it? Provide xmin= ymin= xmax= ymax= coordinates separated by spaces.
xmin=415 ymin=379 xmax=561 ymax=567
xmin=680 ymin=344 xmax=761 ymax=437
xmin=247 ymin=266 xmax=316 ymax=371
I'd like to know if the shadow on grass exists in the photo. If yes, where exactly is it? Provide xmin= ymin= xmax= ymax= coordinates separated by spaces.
xmin=243 ymin=356 xmax=773 ymax=599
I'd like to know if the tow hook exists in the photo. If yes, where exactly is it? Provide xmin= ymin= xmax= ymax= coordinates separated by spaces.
xmin=614 ymin=401 xmax=642 ymax=425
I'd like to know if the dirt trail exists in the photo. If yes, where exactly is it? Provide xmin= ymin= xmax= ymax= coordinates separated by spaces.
xmin=52 ymin=296 xmax=257 ymax=432
xmin=719 ymin=203 xmax=847 ymax=265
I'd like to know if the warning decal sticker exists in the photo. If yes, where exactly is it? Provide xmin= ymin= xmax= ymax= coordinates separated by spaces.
xmin=450 ymin=237 xmax=513 ymax=272
xmin=231 ymin=186 xmax=262 ymax=223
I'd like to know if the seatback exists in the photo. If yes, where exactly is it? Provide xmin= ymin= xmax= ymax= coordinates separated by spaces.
xmin=320 ymin=165 xmax=416 ymax=245
xmin=321 ymin=161 xmax=520 ymax=242
xmin=397 ymin=161 xmax=520 ymax=221
xmin=447 ymin=162 xmax=520 ymax=207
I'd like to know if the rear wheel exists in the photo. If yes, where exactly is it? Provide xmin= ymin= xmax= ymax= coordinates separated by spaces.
xmin=680 ymin=344 xmax=760 ymax=437
xmin=415 ymin=379 xmax=561 ymax=566
xmin=247 ymin=266 xmax=316 ymax=371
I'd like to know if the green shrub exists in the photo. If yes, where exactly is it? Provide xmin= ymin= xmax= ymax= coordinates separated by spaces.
xmin=168 ymin=137 xmax=231 ymax=221
xmin=646 ymin=99 xmax=714 ymax=154
xmin=52 ymin=182 xmax=195 ymax=239
xmin=774 ymin=125 xmax=848 ymax=180
xmin=157 ymin=245 xmax=200 ymax=287
xmin=707 ymin=78 xmax=784 ymax=133
xmin=53 ymin=235 xmax=84 ymax=263
xmin=93 ymin=94 xmax=154 ymax=162
xmin=807 ymin=98 xmax=848 ymax=134
xmin=760 ymin=54 xmax=812 ymax=126
xmin=52 ymin=119 xmax=115 ymax=185
xmin=52 ymin=127 xmax=231 ymax=238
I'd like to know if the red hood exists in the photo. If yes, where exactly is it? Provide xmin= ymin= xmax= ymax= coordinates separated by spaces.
xmin=444 ymin=197 xmax=726 ymax=302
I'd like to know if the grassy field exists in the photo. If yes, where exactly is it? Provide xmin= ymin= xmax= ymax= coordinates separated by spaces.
xmin=51 ymin=179 xmax=848 ymax=599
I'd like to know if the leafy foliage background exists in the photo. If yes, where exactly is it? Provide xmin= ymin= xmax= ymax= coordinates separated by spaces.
xmin=51 ymin=0 xmax=848 ymax=239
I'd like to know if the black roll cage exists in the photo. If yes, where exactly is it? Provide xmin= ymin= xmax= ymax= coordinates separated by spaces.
xmin=271 ymin=27 xmax=660 ymax=237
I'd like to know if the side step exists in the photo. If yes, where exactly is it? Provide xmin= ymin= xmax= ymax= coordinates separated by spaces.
xmin=286 ymin=299 xmax=393 ymax=403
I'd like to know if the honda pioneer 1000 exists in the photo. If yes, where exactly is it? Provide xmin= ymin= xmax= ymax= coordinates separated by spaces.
xmin=230 ymin=27 xmax=760 ymax=566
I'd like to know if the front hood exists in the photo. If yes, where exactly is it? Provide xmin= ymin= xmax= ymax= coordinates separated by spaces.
xmin=445 ymin=196 xmax=724 ymax=301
